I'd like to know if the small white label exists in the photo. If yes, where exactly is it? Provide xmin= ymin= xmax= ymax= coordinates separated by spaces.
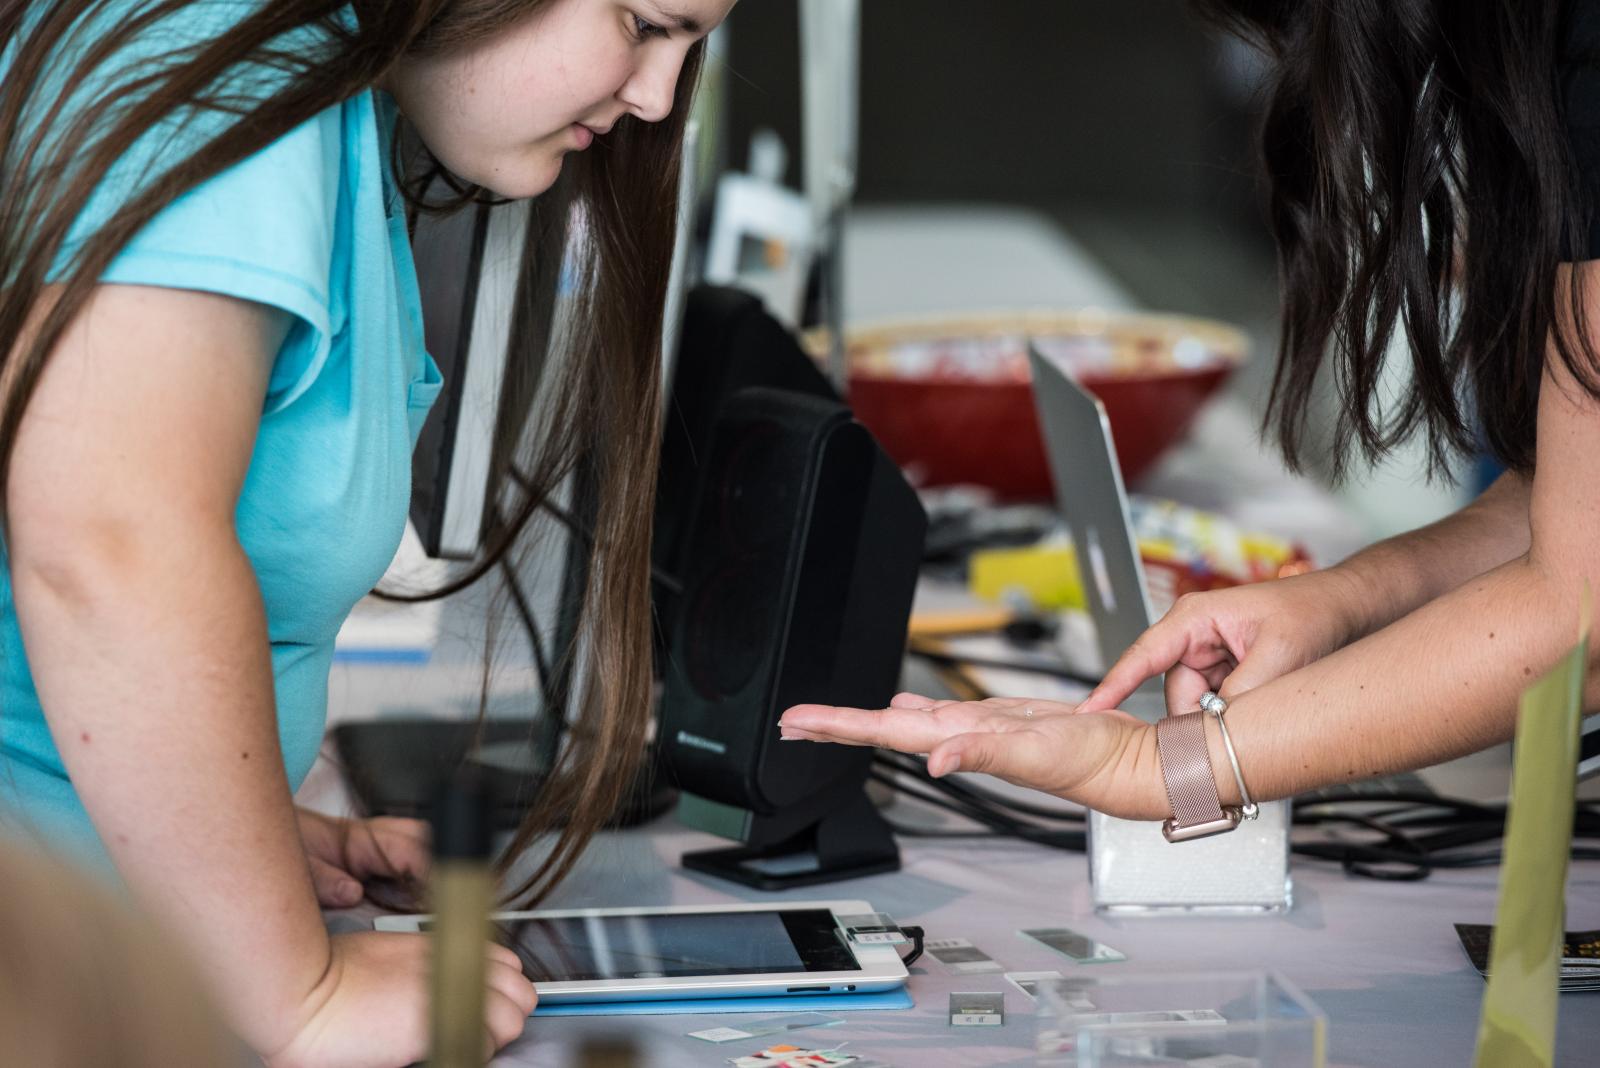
xmin=688 ymin=1026 xmax=754 ymax=1043
xmin=675 ymin=730 xmax=726 ymax=755
xmin=689 ymin=1012 xmax=843 ymax=1045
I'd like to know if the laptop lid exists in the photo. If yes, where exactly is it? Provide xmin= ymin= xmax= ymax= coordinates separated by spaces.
xmin=1028 ymin=342 xmax=1165 ymax=722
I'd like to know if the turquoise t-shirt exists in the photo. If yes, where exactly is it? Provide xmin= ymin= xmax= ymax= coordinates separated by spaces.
xmin=0 ymin=5 xmax=441 ymax=865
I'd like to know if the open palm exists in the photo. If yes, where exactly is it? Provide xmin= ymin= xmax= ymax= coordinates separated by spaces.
xmin=779 ymin=692 xmax=1162 ymax=819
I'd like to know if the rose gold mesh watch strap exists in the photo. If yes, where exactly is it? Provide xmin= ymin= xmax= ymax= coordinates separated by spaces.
xmin=1155 ymin=711 xmax=1240 ymax=842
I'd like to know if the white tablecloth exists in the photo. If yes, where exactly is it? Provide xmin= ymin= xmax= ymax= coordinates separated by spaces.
xmin=328 ymin=802 xmax=1597 ymax=1068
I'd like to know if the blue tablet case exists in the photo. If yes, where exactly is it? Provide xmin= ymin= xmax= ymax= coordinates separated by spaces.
xmin=533 ymin=987 xmax=914 ymax=1017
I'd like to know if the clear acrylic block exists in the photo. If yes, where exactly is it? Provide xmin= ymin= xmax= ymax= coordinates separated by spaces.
xmin=1088 ymin=801 xmax=1292 ymax=914
xmin=1035 ymin=970 xmax=1326 ymax=1067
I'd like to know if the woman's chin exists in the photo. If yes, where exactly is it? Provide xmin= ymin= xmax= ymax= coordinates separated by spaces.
xmin=464 ymin=152 xmax=565 ymax=201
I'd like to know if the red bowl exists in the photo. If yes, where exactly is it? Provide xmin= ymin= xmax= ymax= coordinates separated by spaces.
xmin=831 ymin=311 xmax=1247 ymax=501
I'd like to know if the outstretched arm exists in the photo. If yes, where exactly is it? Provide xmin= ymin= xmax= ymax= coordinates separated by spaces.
xmin=1072 ymin=468 xmax=1533 ymax=721
xmin=781 ymin=267 xmax=1600 ymax=817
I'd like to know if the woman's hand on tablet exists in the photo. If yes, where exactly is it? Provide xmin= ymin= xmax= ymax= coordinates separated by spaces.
xmin=779 ymin=693 xmax=1168 ymax=820
xmin=295 ymin=808 xmax=430 ymax=908
xmin=267 ymin=931 xmax=536 ymax=1068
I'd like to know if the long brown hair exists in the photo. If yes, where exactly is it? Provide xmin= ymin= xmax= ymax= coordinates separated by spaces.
xmin=0 ymin=0 xmax=701 ymax=905
xmin=1192 ymin=0 xmax=1595 ymax=478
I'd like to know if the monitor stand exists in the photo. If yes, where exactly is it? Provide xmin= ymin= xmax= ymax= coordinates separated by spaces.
xmin=679 ymin=788 xmax=900 ymax=891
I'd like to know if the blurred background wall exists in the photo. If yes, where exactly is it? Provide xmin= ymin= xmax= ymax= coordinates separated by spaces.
xmin=715 ymin=0 xmax=1475 ymax=544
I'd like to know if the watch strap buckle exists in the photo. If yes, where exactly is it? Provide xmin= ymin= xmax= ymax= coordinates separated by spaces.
xmin=1161 ymin=806 xmax=1244 ymax=843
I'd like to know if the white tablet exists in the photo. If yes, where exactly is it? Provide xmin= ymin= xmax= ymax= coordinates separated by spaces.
xmin=374 ymin=899 xmax=910 ymax=1005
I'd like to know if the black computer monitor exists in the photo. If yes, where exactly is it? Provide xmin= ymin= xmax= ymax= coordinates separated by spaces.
xmin=409 ymin=196 xmax=529 ymax=561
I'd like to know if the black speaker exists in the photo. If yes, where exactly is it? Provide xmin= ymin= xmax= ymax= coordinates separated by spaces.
xmin=653 ymin=286 xmax=836 ymax=661
xmin=661 ymin=383 xmax=928 ymax=890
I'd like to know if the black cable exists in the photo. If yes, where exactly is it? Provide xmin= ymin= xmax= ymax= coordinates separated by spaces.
xmin=868 ymin=754 xmax=1600 ymax=880
xmin=497 ymin=556 xmax=552 ymax=694
xmin=868 ymin=770 xmax=1015 ymax=830
xmin=882 ymin=824 xmax=1002 ymax=839
xmin=1295 ymin=791 xmax=1503 ymax=818
xmin=880 ymin=819 xmax=1088 ymax=851
xmin=874 ymin=752 xmax=1084 ymax=824
xmin=870 ymin=769 xmax=1018 ymax=831
xmin=1296 ymin=810 xmax=1436 ymax=880
xmin=873 ymin=756 xmax=1058 ymax=826
xmin=896 ymin=926 xmax=926 ymax=968
xmin=1292 ymin=806 xmax=1600 ymax=880
xmin=868 ymin=769 xmax=1086 ymax=850
xmin=872 ymin=752 xmax=1096 ymax=857
xmin=505 ymin=466 xmax=684 ymax=595
xmin=479 ymin=490 xmax=577 ymax=774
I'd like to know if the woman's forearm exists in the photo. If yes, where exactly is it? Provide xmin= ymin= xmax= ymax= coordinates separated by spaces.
xmin=776 ymin=534 xmax=1590 ymax=823
xmin=1324 ymin=470 xmax=1532 ymax=641
xmin=12 ymin=522 xmax=331 ymax=1056
xmin=1201 ymin=551 xmax=1591 ymax=808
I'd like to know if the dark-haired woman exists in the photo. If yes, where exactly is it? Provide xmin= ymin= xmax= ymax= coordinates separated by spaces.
xmin=0 ymin=1 xmax=733 ymax=1064
xmin=782 ymin=2 xmax=1600 ymax=831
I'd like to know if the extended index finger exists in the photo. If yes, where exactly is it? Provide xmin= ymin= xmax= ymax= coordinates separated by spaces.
xmin=1076 ymin=621 xmax=1194 ymax=715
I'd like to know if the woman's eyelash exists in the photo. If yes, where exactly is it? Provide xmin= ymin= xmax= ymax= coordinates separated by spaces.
xmin=632 ymin=14 xmax=669 ymax=40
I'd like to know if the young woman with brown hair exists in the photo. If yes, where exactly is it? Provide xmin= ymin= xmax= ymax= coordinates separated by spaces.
xmin=0 ymin=1 xmax=734 ymax=1064
xmin=781 ymin=1 xmax=1600 ymax=834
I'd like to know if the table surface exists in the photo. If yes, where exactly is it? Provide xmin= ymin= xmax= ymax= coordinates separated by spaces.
xmin=314 ymin=507 xmax=1594 ymax=1068
xmin=385 ymin=804 xmax=1591 ymax=1068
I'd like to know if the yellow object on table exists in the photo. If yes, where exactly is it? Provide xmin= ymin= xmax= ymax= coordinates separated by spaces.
xmin=969 ymin=544 xmax=1084 ymax=611
xmin=1472 ymin=592 xmax=1590 ymax=1068
xmin=965 ymin=499 xmax=1312 ymax=615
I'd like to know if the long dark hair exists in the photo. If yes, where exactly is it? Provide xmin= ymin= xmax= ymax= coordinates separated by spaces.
xmin=1193 ymin=0 xmax=1596 ymax=477
xmin=0 ymin=0 xmax=700 ymax=905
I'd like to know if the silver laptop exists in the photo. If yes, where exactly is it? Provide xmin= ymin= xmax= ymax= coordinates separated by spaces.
xmin=1031 ymin=341 xmax=1294 ymax=913
xmin=1027 ymin=342 xmax=1165 ymax=722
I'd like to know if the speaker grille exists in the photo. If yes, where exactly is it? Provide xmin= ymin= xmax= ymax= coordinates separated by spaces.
xmin=684 ymin=553 xmax=775 ymax=699
xmin=684 ymin=418 xmax=800 ymax=701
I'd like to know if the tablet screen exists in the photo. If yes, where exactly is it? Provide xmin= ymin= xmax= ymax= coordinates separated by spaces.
xmin=477 ymin=908 xmax=862 ymax=982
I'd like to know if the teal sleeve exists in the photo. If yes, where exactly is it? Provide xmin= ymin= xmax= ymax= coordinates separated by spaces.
xmin=31 ymin=1 xmax=347 ymax=413
xmin=90 ymin=106 xmax=348 ymax=414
